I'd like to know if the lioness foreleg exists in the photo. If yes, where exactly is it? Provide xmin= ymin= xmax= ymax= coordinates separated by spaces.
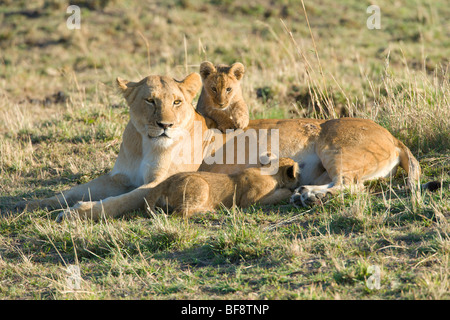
xmin=15 ymin=173 xmax=134 ymax=213
xmin=57 ymin=183 xmax=153 ymax=221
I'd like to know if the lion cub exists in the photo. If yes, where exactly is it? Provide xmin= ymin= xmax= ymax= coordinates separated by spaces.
xmin=197 ymin=61 xmax=249 ymax=132
xmin=145 ymin=158 xmax=299 ymax=218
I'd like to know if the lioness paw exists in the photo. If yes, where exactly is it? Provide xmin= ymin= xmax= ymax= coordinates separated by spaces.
xmin=14 ymin=200 xmax=32 ymax=213
xmin=290 ymin=186 xmax=331 ymax=208
xmin=14 ymin=200 xmax=42 ymax=213
xmin=56 ymin=201 xmax=102 ymax=222
xmin=56 ymin=208 xmax=78 ymax=223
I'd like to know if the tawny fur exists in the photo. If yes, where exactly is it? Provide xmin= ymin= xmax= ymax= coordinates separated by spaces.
xmin=146 ymin=158 xmax=299 ymax=218
xmin=197 ymin=61 xmax=249 ymax=132
xmin=15 ymin=74 xmax=423 ymax=220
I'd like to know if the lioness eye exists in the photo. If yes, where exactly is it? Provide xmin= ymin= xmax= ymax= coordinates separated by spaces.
xmin=173 ymin=99 xmax=182 ymax=106
xmin=145 ymin=98 xmax=155 ymax=105
xmin=226 ymin=87 xmax=232 ymax=92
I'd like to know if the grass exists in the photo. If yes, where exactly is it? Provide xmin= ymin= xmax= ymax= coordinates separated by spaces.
xmin=0 ymin=0 xmax=449 ymax=300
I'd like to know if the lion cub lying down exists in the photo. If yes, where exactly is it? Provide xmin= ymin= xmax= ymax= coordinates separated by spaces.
xmin=145 ymin=158 xmax=299 ymax=217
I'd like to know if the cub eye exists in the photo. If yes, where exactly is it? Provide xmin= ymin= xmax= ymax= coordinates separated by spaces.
xmin=145 ymin=98 xmax=155 ymax=105
xmin=211 ymin=87 xmax=217 ymax=93
xmin=226 ymin=87 xmax=232 ymax=92
xmin=173 ymin=99 xmax=182 ymax=106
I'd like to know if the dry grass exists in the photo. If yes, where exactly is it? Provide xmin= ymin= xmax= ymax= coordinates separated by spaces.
xmin=0 ymin=0 xmax=449 ymax=300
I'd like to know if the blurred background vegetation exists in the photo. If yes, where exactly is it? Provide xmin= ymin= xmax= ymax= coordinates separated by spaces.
xmin=1 ymin=0 xmax=449 ymax=156
xmin=0 ymin=0 xmax=449 ymax=300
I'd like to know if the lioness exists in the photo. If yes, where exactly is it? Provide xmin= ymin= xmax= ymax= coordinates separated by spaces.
xmin=15 ymin=72 xmax=425 ymax=220
xmin=197 ymin=61 xmax=249 ymax=132
xmin=145 ymin=158 xmax=299 ymax=218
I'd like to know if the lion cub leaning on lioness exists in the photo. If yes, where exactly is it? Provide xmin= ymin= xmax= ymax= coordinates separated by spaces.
xmin=145 ymin=158 xmax=299 ymax=218
xmin=196 ymin=61 xmax=249 ymax=132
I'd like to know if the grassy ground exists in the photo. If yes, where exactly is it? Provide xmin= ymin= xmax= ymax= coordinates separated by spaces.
xmin=0 ymin=0 xmax=449 ymax=299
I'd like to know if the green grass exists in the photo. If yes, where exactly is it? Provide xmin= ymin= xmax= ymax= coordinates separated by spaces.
xmin=0 ymin=0 xmax=449 ymax=300
xmin=1 ymin=190 xmax=448 ymax=299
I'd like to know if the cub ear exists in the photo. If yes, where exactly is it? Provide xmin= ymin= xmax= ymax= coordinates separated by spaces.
xmin=179 ymin=72 xmax=202 ymax=102
xmin=200 ymin=61 xmax=216 ymax=79
xmin=284 ymin=162 xmax=299 ymax=181
xmin=229 ymin=62 xmax=245 ymax=80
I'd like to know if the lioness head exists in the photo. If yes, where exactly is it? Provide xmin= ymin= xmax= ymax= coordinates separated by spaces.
xmin=199 ymin=61 xmax=245 ymax=109
xmin=117 ymin=73 xmax=201 ymax=147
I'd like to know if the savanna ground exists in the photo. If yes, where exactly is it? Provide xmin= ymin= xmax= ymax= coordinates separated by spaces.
xmin=0 ymin=0 xmax=449 ymax=300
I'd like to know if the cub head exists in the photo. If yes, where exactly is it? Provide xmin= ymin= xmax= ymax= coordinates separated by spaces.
xmin=117 ymin=73 xmax=201 ymax=147
xmin=276 ymin=157 xmax=300 ymax=190
xmin=199 ymin=61 xmax=245 ymax=109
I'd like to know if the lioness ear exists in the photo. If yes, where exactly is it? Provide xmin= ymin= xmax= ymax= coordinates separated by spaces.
xmin=179 ymin=72 xmax=202 ymax=102
xmin=116 ymin=76 xmax=142 ymax=101
xmin=116 ymin=77 xmax=130 ymax=91
xmin=200 ymin=61 xmax=216 ymax=80
xmin=229 ymin=62 xmax=245 ymax=80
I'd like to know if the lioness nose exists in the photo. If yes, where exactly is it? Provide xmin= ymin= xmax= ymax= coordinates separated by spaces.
xmin=157 ymin=122 xmax=173 ymax=130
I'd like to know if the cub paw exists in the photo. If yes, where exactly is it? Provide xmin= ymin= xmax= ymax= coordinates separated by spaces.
xmin=217 ymin=122 xmax=236 ymax=133
xmin=233 ymin=117 xmax=249 ymax=130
